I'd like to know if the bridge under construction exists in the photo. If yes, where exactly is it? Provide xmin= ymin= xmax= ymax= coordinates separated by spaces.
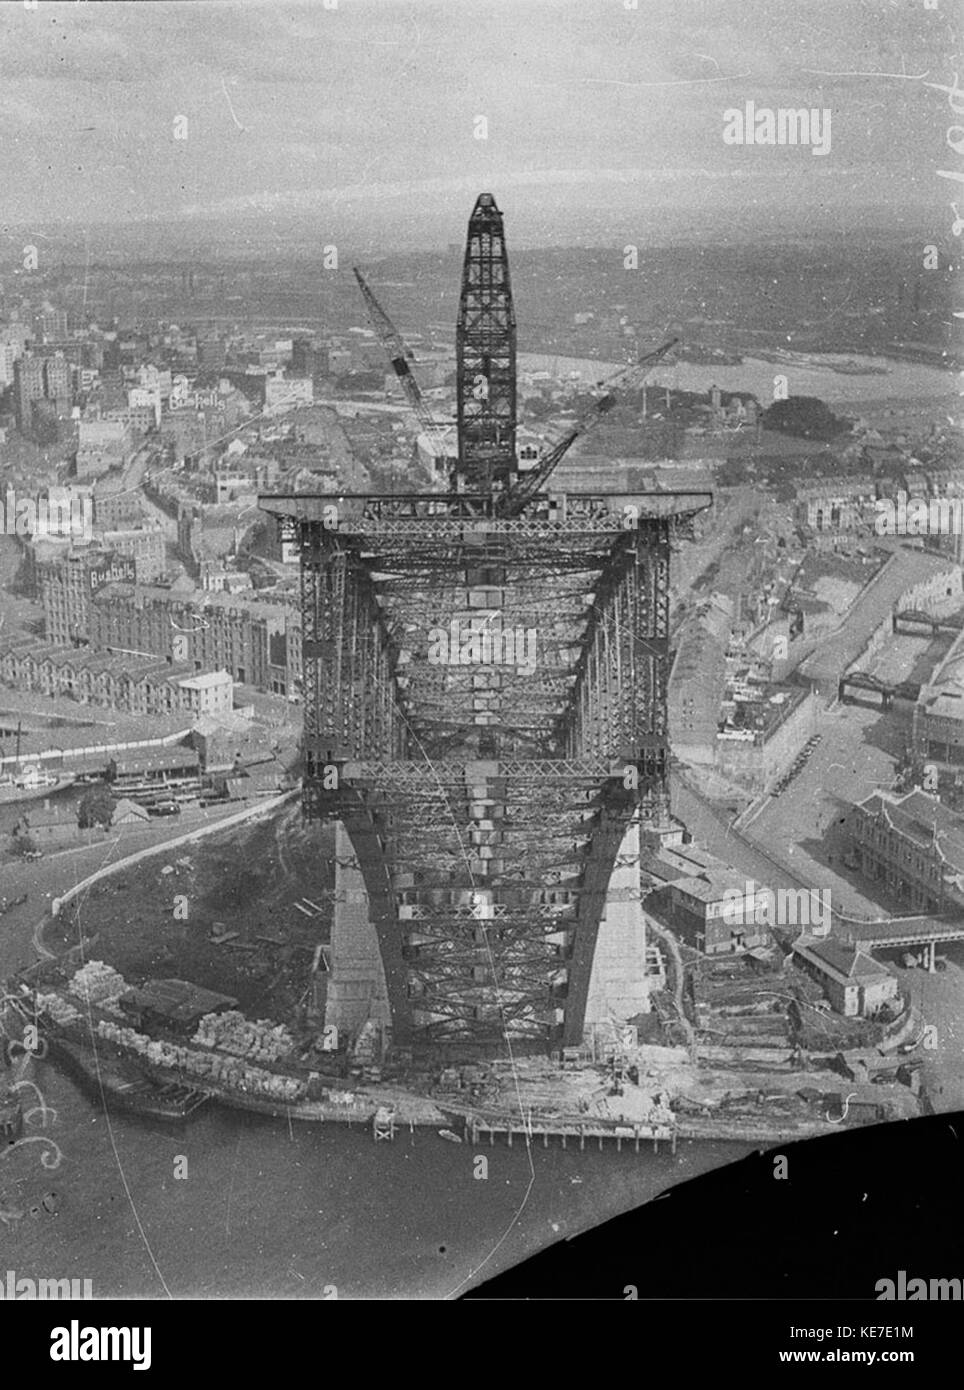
xmin=260 ymin=193 xmax=711 ymax=1056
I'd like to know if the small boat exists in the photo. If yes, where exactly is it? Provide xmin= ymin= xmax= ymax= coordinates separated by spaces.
xmin=438 ymin=1128 xmax=463 ymax=1144
xmin=0 ymin=773 xmax=75 ymax=805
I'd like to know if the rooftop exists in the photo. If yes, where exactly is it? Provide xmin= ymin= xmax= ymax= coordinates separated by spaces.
xmin=119 ymin=978 xmax=238 ymax=1028
xmin=793 ymin=936 xmax=893 ymax=986
xmin=670 ymin=870 xmax=754 ymax=903
xmin=177 ymin=670 xmax=233 ymax=691
xmin=854 ymin=788 xmax=964 ymax=876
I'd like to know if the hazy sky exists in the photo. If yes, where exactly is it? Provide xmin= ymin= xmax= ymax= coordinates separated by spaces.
xmin=0 ymin=0 xmax=956 ymax=245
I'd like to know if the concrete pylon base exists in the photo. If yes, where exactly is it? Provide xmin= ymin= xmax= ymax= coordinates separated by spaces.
xmin=326 ymin=819 xmax=652 ymax=1047
xmin=582 ymin=817 xmax=651 ymax=1034
xmin=325 ymin=821 xmax=391 ymax=1041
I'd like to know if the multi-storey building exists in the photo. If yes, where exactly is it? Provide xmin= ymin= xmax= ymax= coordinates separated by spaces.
xmin=845 ymin=788 xmax=964 ymax=914
xmin=0 ymin=342 xmax=18 ymax=388
xmin=14 ymin=355 xmax=46 ymax=435
xmin=91 ymin=473 xmax=146 ymax=530
xmin=101 ymin=526 xmax=166 ymax=583
xmin=795 ymin=476 xmax=879 ymax=535
xmin=291 ymin=338 xmax=321 ymax=379
xmin=913 ymin=625 xmax=964 ymax=781
xmin=34 ymin=308 xmax=68 ymax=342
xmin=42 ymin=354 xmax=72 ymax=415
xmin=89 ymin=583 xmax=280 ymax=690
xmin=197 ymin=333 xmax=226 ymax=370
xmin=40 ymin=549 xmax=137 ymax=645
xmin=12 ymin=352 xmax=73 ymax=435
xmin=0 ymin=322 xmax=30 ymax=355
xmin=105 ymin=404 xmax=157 ymax=434
xmin=284 ymin=608 xmax=302 ymax=692
xmin=0 ymin=636 xmax=232 ymax=718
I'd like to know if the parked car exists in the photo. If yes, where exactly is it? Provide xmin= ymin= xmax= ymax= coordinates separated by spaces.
xmin=149 ymin=801 xmax=181 ymax=817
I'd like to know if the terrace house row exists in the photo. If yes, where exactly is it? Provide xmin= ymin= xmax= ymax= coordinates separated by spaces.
xmin=0 ymin=638 xmax=232 ymax=718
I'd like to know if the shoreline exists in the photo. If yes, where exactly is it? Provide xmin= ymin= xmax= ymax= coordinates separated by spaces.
xmin=20 ymin=828 xmax=926 ymax=1155
xmin=28 ymin=1010 xmax=910 ymax=1151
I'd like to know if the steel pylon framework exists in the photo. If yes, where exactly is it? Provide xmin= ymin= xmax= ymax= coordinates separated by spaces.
xmin=260 ymin=193 xmax=710 ymax=1052
xmin=456 ymin=194 xmax=516 ymax=492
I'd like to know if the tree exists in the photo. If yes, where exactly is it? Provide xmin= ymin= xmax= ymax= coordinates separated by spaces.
xmin=762 ymin=396 xmax=847 ymax=442
xmin=79 ymin=786 xmax=116 ymax=829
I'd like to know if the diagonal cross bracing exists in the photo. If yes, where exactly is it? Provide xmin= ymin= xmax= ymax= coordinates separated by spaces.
xmin=456 ymin=194 xmax=517 ymax=492
xmin=260 ymin=489 xmax=710 ymax=1048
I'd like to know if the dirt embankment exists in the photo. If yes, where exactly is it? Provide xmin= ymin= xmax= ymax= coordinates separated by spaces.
xmin=47 ymin=807 xmax=335 ymax=1023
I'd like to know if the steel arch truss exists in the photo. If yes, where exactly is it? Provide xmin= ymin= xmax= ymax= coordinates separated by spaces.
xmin=264 ymin=491 xmax=709 ymax=1048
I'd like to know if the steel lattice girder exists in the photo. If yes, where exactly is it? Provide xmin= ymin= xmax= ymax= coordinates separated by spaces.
xmin=261 ymin=488 xmax=709 ymax=1047
xmin=456 ymin=195 xmax=517 ymax=490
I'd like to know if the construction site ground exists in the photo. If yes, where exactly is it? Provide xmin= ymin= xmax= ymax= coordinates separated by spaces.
xmin=44 ymin=802 xmax=333 ymax=1023
xmin=426 ymin=1045 xmax=920 ymax=1135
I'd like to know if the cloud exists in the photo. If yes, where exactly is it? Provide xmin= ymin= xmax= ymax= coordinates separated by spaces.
xmin=0 ymin=0 xmax=948 ymax=230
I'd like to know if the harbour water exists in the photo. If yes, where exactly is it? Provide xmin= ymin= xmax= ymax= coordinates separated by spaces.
xmin=1 ymin=1056 xmax=749 ymax=1299
xmin=518 ymin=351 xmax=958 ymax=406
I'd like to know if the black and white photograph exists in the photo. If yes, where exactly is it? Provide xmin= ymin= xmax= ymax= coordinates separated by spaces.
xmin=0 ymin=0 xmax=962 ymax=1342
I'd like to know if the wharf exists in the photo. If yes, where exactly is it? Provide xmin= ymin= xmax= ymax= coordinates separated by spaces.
xmin=676 ymin=1116 xmax=843 ymax=1143
xmin=466 ymin=1111 xmax=677 ymax=1153
xmin=43 ymin=1028 xmax=450 ymax=1129
xmin=18 ymin=983 xmax=919 ymax=1148
xmin=193 ymin=1081 xmax=450 ymax=1129
xmin=38 ymin=1031 xmax=894 ymax=1147
xmin=459 ymin=1106 xmax=877 ymax=1148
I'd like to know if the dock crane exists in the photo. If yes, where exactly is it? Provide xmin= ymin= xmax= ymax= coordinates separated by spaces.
xmin=352 ymin=267 xmax=454 ymax=469
xmin=495 ymin=336 xmax=679 ymax=518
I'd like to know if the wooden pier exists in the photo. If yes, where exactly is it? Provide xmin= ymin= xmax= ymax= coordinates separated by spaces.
xmin=372 ymin=1106 xmax=397 ymax=1141
xmin=466 ymin=1115 xmax=678 ymax=1155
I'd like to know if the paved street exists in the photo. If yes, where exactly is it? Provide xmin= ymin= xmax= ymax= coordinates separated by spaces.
xmin=672 ymin=775 xmax=812 ymax=894
xmin=893 ymin=947 xmax=964 ymax=1112
xmin=741 ymin=703 xmax=898 ymax=918
xmin=741 ymin=631 xmax=952 ymax=920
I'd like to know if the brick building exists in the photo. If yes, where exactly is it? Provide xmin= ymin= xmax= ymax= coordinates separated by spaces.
xmin=91 ymin=474 xmax=147 ymax=529
xmin=845 ymin=788 xmax=964 ymax=914
xmin=40 ymin=549 xmax=137 ymax=644
xmin=101 ymin=526 xmax=166 ymax=583
xmin=89 ymin=583 xmax=278 ymax=690
xmin=913 ymin=625 xmax=964 ymax=783
xmin=0 ymin=636 xmax=232 ymax=718
xmin=792 ymin=937 xmax=899 ymax=1018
